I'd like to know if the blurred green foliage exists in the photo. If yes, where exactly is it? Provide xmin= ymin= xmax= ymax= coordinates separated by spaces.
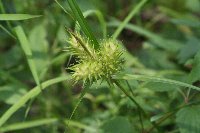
xmin=0 ymin=0 xmax=200 ymax=133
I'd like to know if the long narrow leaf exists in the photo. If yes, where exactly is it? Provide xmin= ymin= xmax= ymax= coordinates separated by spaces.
xmin=0 ymin=24 xmax=16 ymax=39
xmin=83 ymin=10 xmax=107 ymax=38
xmin=0 ymin=75 xmax=70 ymax=127
xmin=0 ymin=14 xmax=41 ymax=21
xmin=112 ymin=74 xmax=200 ymax=91
xmin=112 ymin=0 xmax=149 ymax=39
xmin=109 ymin=21 xmax=182 ymax=52
xmin=67 ymin=0 xmax=99 ymax=49
xmin=0 ymin=118 xmax=96 ymax=132
xmin=14 ymin=26 xmax=41 ymax=87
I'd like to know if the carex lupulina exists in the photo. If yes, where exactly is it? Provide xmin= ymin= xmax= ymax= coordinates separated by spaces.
xmin=65 ymin=31 xmax=123 ymax=84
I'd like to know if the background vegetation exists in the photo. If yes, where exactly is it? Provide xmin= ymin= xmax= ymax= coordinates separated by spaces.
xmin=0 ymin=0 xmax=200 ymax=133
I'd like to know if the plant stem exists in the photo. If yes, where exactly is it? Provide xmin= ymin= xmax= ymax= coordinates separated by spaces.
xmin=68 ymin=29 xmax=95 ymax=59
xmin=112 ymin=0 xmax=149 ymax=39
xmin=113 ymin=80 xmax=145 ymax=114
xmin=126 ymin=80 xmax=135 ymax=97
xmin=146 ymin=101 xmax=200 ymax=133
xmin=0 ymin=24 xmax=16 ymax=39
xmin=113 ymin=80 xmax=145 ymax=132
xmin=146 ymin=112 xmax=174 ymax=133
xmin=0 ymin=76 xmax=70 ymax=127
xmin=67 ymin=0 xmax=99 ymax=49
xmin=0 ymin=118 xmax=96 ymax=132
xmin=0 ymin=0 xmax=13 ymax=32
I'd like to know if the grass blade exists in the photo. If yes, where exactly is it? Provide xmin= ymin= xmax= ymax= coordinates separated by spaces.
xmin=0 ymin=24 xmax=16 ymax=39
xmin=0 ymin=75 xmax=70 ymax=127
xmin=83 ymin=10 xmax=107 ymax=38
xmin=109 ymin=21 xmax=182 ymax=52
xmin=14 ymin=26 xmax=41 ymax=87
xmin=0 ymin=118 xmax=96 ymax=132
xmin=0 ymin=118 xmax=57 ymax=132
xmin=112 ymin=74 xmax=200 ymax=91
xmin=0 ymin=0 xmax=13 ymax=31
xmin=112 ymin=0 xmax=149 ymax=39
xmin=67 ymin=0 xmax=99 ymax=49
xmin=0 ymin=14 xmax=41 ymax=21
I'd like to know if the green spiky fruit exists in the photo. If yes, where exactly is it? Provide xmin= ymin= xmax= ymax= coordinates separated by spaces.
xmin=67 ymin=32 xmax=123 ymax=84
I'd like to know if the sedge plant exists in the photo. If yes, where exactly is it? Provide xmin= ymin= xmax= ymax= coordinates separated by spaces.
xmin=1 ymin=0 xmax=200 ymax=132
xmin=66 ymin=0 xmax=155 ymax=132
xmin=66 ymin=0 xmax=200 ymax=132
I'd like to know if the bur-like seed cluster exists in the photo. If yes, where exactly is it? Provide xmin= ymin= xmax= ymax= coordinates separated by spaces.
xmin=67 ymin=33 xmax=123 ymax=84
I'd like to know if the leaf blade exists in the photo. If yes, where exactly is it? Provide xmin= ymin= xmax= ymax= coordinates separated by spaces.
xmin=112 ymin=0 xmax=149 ymax=39
xmin=14 ymin=26 xmax=41 ymax=87
xmin=0 ymin=75 xmax=70 ymax=127
xmin=67 ymin=0 xmax=99 ymax=49
xmin=112 ymin=74 xmax=200 ymax=91
xmin=0 ymin=14 xmax=41 ymax=21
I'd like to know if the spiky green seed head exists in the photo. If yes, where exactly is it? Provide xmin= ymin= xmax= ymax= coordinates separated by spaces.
xmin=67 ymin=33 xmax=123 ymax=84
xmin=67 ymin=32 xmax=95 ymax=59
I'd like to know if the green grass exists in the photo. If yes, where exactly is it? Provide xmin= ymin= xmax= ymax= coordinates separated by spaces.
xmin=112 ymin=0 xmax=149 ymax=39
xmin=0 ymin=0 xmax=200 ymax=132
xmin=67 ymin=0 xmax=99 ymax=49
xmin=0 ymin=75 xmax=70 ymax=127
xmin=0 ymin=118 xmax=96 ymax=132
xmin=0 ymin=14 xmax=41 ymax=20
xmin=14 ymin=26 xmax=41 ymax=87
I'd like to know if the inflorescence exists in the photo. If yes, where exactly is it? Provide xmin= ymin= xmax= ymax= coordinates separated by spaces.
xmin=66 ymin=32 xmax=123 ymax=84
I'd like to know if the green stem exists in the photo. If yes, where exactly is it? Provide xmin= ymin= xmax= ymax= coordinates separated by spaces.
xmin=113 ymin=74 xmax=200 ymax=91
xmin=113 ymin=80 xmax=145 ymax=132
xmin=146 ymin=112 xmax=174 ymax=133
xmin=0 ymin=118 xmax=96 ymax=132
xmin=126 ymin=80 xmax=135 ymax=97
xmin=113 ymin=80 xmax=145 ymax=115
xmin=124 ymin=80 xmax=144 ymax=132
xmin=112 ymin=0 xmax=149 ymax=39
xmin=0 ymin=0 xmax=13 ymax=34
xmin=68 ymin=30 xmax=95 ymax=58
xmin=0 ymin=24 xmax=16 ymax=39
xmin=65 ymin=82 xmax=90 ymax=133
xmin=67 ymin=0 xmax=99 ymax=49
xmin=0 ymin=76 xmax=70 ymax=127
xmin=146 ymin=101 xmax=200 ymax=133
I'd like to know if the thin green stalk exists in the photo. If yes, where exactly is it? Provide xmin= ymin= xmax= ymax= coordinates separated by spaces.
xmin=146 ymin=112 xmax=174 ymax=133
xmin=64 ymin=91 xmax=86 ymax=133
xmin=114 ymin=80 xmax=145 ymax=114
xmin=126 ymin=80 xmax=135 ymax=97
xmin=0 ymin=118 xmax=96 ymax=132
xmin=65 ymin=82 xmax=90 ymax=133
xmin=83 ymin=10 xmax=107 ymax=38
xmin=147 ymin=101 xmax=200 ymax=133
xmin=0 ymin=0 xmax=13 ymax=32
xmin=113 ymin=74 xmax=200 ymax=91
xmin=0 ymin=24 xmax=16 ymax=39
xmin=112 ymin=79 xmax=159 ymax=131
xmin=54 ymin=0 xmax=74 ymax=21
xmin=67 ymin=0 xmax=99 ymax=49
xmin=23 ymin=99 xmax=35 ymax=120
xmin=124 ymin=80 xmax=144 ymax=131
xmin=112 ymin=0 xmax=149 ymax=39
xmin=68 ymin=30 xmax=94 ymax=58
xmin=113 ymin=80 xmax=145 ymax=132
xmin=0 ymin=76 xmax=69 ymax=127
xmin=14 ymin=26 xmax=41 ymax=88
